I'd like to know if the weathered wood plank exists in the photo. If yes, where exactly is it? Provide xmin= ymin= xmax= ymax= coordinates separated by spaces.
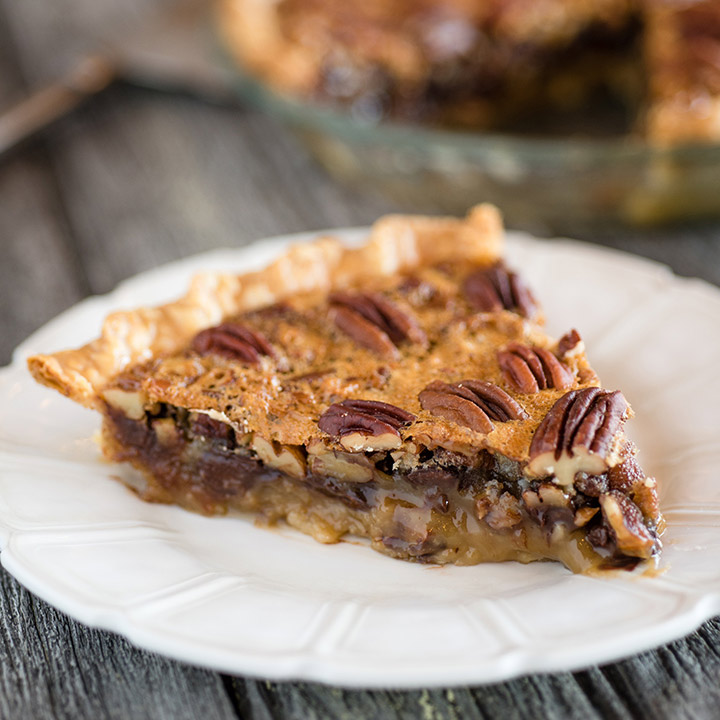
xmin=0 ymin=155 xmax=86 ymax=365
xmin=227 ymin=675 xmax=604 ymax=720
xmin=0 ymin=11 xmax=84 ymax=365
xmin=0 ymin=0 xmax=156 ymax=84
xmin=38 ymin=83 xmax=393 ymax=295
xmin=224 ymin=621 xmax=720 ymax=720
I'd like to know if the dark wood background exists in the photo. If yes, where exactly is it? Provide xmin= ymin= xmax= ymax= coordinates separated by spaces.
xmin=2 ymin=1 xmax=720 ymax=718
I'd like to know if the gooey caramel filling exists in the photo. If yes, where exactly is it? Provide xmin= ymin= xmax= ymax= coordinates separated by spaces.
xmin=102 ymin=402 xmax=660 ymax=574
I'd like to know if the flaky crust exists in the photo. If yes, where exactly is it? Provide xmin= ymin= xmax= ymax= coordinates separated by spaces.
xmin=27 ymin=205 xmax=503 ymax=409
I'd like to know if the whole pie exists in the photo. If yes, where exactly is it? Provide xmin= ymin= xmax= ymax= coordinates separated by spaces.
xmin=217 ymin=0 xmax=720 ymax=143
xmin=28 ymin=206 xmax=662 ymax=574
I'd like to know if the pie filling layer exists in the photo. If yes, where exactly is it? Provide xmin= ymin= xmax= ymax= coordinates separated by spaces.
xmin=103 ymin=403 xmax=661 ymax=574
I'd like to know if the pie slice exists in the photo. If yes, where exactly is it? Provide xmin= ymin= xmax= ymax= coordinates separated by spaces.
xmin=28 ymin=205 xmax=662 ymax=574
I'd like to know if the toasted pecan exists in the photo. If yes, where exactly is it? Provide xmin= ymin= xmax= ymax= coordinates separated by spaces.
xmin=330 ymin=291 xmax=426 ymax=358
xmin=419 ymin=379 xmax=527 ymax=433
xmin=528 ymin=388 xmax=629 ymax=485
xmin=318 ymin=399 xmax=415 ymax=451
xmin=463 ymin=263 xmax=537 ymax=319
xmin=497 ymin=342 xmax=573 ymax=393
xmin=192 ymin=323 xmax=275 ymax=365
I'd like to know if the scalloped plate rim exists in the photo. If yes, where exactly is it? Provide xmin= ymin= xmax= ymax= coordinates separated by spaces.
xmin=1 ymin=229 xmax=720 ymax=688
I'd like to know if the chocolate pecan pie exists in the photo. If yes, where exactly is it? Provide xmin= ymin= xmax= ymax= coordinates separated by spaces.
xmin=28 ymin=206 xmax=662 ymax=574
xmin=218 ymin=0 xmax=720 ymax=143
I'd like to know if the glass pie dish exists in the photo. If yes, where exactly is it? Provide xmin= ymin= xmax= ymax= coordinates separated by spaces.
xmin=224 ymin=68 xmax=720 ymax=235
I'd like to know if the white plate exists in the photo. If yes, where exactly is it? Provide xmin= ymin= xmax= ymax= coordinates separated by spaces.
xmin=1 ymin=230 xmax=720 ymax=689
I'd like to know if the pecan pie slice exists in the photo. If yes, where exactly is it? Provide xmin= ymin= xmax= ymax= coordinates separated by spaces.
xmin=28 ymin=205 xmax=662 ymax=574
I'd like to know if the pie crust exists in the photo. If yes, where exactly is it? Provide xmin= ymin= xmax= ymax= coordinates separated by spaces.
xmin=28 ymin=206 xmax=662 ymax=574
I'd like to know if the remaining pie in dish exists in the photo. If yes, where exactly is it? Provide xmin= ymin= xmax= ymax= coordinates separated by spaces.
xmin=28 ymin=206 xmax=662 ymax=574
xmin=217 ymin=0 xmax=720 ymax=143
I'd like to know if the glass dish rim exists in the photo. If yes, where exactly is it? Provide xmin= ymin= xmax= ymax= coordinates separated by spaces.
xmin=220 ymin=50 xmax=720 ymax=163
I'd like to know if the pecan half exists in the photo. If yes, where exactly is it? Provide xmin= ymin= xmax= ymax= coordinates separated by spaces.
xmin=497 ymin=342 xmax=574 ymax=394
xmin=463 ymin=263 xmax=537 ymax=318
xmin=192 ymin=323 xmax=275 ymax=365
xmin=528 ymin=387 xmax=629 ymax=486
xmin=330 ymin=305 xmax=398 ymax=358
xmin=329 ymin=291 xmax=427 ymax=358
xmin=557 ymin=329 xmax=583 ymax=358
xmin=599 ymin=490 xmax=656 ymax=559
xmin=318 ymin=399 xmax=415 ymax=452
xmin=310 ymin=450 xmax=374 ymax=483
xmin=419 ymin=379 xmax=528 ymax=433
xmin=251 ymin=436 xmax=306 ymax=478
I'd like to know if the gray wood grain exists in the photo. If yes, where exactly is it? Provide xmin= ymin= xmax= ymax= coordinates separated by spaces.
xmin=2 ymin=0 xmax=720 ymax=718
xmin=226 ymin=621 xmax=720 ymax=720
xmin=0 ymin=11 xmax=84 ymax=365
xmin=0 ymin=152 xmax=86 ymax=363
xmin=43 ymin=84 xmax=393 ymax=296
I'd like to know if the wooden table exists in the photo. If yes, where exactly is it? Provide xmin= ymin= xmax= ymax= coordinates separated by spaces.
xmin=2 ymin=1 xmax=720 ymax=718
